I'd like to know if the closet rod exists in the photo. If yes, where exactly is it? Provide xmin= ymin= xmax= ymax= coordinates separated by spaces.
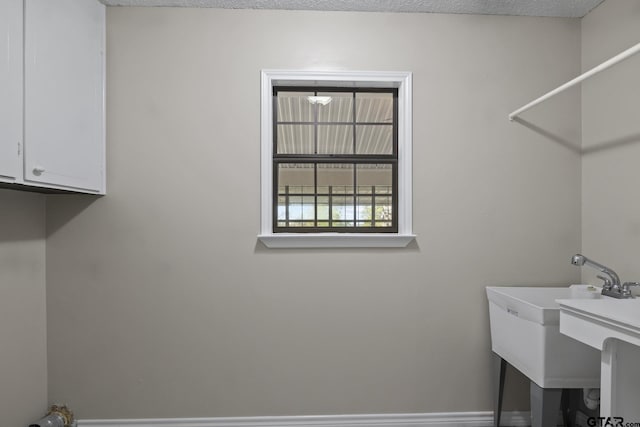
xmin=509 ymin=41 xmax=640 ymax=121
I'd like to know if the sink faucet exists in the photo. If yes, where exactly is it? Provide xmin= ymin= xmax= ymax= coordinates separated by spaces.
xmin=571 ymin=254 xmax=620 ymax=290
xmin=570 ymin=254 xmax=638 ymax=299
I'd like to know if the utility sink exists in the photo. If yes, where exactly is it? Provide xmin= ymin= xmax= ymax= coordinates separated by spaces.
xmin=487 ymin=286 xmax=601 ymax=388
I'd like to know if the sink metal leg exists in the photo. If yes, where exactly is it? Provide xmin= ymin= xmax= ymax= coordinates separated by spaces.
xmin=530 ymin=382 xmax=563 ymax=427
xmin=493 ymin=353 xmax=507 ymax=427
xmin=561 ymin=389 xmax=571 ymax=427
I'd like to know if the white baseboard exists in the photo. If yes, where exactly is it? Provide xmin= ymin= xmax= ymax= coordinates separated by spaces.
xmin=78 ymin=411 xmax=531 ymax=427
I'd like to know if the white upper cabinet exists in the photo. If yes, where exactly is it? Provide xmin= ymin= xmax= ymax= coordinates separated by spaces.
xmin=0 ymin=0 xmax=22 ymax=183
xmin=0 ymin=0 xmax=105 ymax=194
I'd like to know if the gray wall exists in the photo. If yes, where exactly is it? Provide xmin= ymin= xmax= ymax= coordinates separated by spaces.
xmin=45 ymin=8 xmax=582 ymax=418
xmin=0 ymin=190 xmax=47 ymax=426
xmin=581 ymin=0 xmax=640 ymax=284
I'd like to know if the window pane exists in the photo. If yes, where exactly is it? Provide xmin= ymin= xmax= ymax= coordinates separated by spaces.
xmin=317 ymin=164 xmax=354 ymax=191
xmin=301 ymin=196 xmax=315 ymax=221
xmin=278 ymin=163 xmax=314 ymax=191
xmin=356 ymin=92 xmax=393 ymax=123
xmin=356 ymin=163 xmax=392 ymax=187
xmin=277 ymin=91 xmax=314 ymax=122
xmin=356 ymin=125 xmax=393 ymax=155
xmin=332 ymin=196 xmax=355 ymax=226
xmin=317 ymin=164 xmax=354 ymax=224
xmin=317 ymin=196 xmax=329 ymax=221
xmin=317 ymin=92 xmax=353 ymax=123
xmin=277 ymin=196 xmax=287 ymax=220
xmin=356 ymin=196 xmax=372 ymax=224
xmin=277 ymin=124 xmax=314 ymax=154
xmin=375 ymin=196 xmax=393 ymax=221
xmin=278 ymin=164 xmax=315 ymax=227
xmin=356 ymin=164 xmax=393 ymax=228
xmin=288 ymin=196 xmax=304 ymax=221
xmin=318 ymin=125 xmax=353 ymax=155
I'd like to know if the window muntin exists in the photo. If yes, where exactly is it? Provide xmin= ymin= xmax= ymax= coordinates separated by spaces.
xmin=273 ymin=87 xmax=398 ymax=233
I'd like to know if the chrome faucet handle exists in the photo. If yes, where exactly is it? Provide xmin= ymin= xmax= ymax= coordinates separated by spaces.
xmin=597 ymin=275 xmax=613 ymax=290
xmin=621 ymin=282 xmax=640 ymax=298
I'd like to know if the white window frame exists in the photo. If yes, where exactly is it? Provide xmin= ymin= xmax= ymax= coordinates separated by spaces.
xmin=258 ymin=70 xmax=415 ymax=248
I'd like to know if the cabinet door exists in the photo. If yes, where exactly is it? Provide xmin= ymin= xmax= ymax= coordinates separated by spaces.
xmin=24 ymin=0 xmax=105 ymax=193
xmin=0 ymin=0 xmax=22 ymax=183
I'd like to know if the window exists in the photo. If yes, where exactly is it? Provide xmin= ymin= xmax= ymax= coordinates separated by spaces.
xmin=259 ymin=71 xmax=415 ymax=248
xmin=275 ymin=88 xmax=397 ymax=233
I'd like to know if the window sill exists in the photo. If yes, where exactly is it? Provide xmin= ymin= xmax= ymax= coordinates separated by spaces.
xmin=257 ymin=233 xmax=416 ymax=249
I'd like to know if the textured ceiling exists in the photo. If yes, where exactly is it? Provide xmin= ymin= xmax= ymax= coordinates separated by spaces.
xmin=100 ymin=0 xmax=604 ymax=18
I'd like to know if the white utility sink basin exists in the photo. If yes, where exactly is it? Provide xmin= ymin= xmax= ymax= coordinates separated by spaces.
xmin=486 ymin=286 xmax=601 ymax=388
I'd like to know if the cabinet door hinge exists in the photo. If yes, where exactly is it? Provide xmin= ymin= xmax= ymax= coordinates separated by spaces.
xmin=17 ymin=141 xmax=21 ymax=156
